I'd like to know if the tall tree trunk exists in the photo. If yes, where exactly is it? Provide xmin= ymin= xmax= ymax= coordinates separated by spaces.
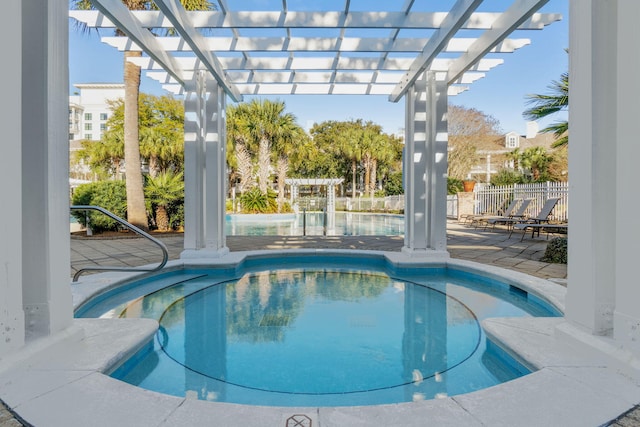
xmin=257 ymin=136 xmax=271 ymax=194
xmin=124 ymin=50 xmax=148 ymax=230
xmin=276 ymin=155 xmax=288 ymax=212
xmin=148 ymin=155 xmax=159 ymax=178
xmin=235 ymin=138 xmax=254 ymax=193
xmin=370 ymin=158 xmax=378 ymax=198
xmin=351 ymin=159 xmax=357 ymax=198
xmin=363 ymin=154 xmax=372 ymax=195
xmin=113 ymin=158 xmax=121 ymax=180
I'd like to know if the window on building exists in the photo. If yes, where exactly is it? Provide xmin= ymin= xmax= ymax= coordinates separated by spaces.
xmin=85 ymin=134 xmax=93 ymax=140
xmin=84 ymin=113 xmax=92 ymax=121
xmin=100 ymin=123 xmax=106 ymax=131
xmin=84 ymin=123 xmax=92 ymax=131
xmin=100 ymin=113 xmax=108 ymax=121
xmin=506 ymin=135 xmax=518 ymax=149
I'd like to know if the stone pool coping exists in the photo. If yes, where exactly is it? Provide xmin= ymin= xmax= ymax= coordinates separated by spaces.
xmin=1 ymin=250 xmax=638 ymax=426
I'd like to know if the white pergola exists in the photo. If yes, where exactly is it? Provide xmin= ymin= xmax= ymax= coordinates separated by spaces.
xmin=71 ymin=0 xmax=560 ymax=258
xmin=4 ymin=2 xmax=640 ymax=419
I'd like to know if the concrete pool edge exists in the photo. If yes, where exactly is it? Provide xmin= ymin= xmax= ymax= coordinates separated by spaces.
xmin=3 ymin=251 xmax=639 ymax=426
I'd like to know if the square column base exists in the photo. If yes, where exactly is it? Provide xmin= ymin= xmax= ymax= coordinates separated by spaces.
xmin=401 ymin=247 xmax=450 ymax=258
xmin=180 ymin=247 xmax=230 ymax=259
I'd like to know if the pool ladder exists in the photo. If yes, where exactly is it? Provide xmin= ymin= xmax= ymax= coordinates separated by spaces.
xmin=70 ymin=205 xmax=169 ymax=282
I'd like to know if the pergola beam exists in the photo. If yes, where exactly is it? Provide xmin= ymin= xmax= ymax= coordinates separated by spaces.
xmin=88 ymin=0 xmax=186 ymax=86
xmin=389 ymin=0 xmax=483 ymax=102
xmin=154 ymin=0 xmax=242 ymax=101
xmin=159 ymin=82 xmax=470 ymax=97
xmin=102 ymin=36 xmax=530 ymax=54
xmin=446 ymin=0 xmax=550 ymax=85
xmin=69 ymin=10 xmax=561 ymax=31
xmin=129 ymin=56 xmax=503 ymax=73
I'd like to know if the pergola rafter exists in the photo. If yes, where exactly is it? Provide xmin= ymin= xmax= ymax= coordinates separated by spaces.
xmin=69 ymin=10 xmax=560 ymax=30
xmin=70 ymin=1 xmax=559 ymax=98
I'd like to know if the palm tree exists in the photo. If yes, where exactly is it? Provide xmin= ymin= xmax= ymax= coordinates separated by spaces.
xmin=144 ymin=171 xmax=184 ymax=231
xmin=523 ymin=71 xmax=568 ymax=147
xmin=368 ymin=133 xmax=398 ymax=198
xmin=341 ymin=121 xmax=365 ymax=198
xmin=71 ymin=0 xmax=213 ymax=231
xmin=505 ymin=147 xmax=521 ymax=171
xmin=520 ymin=147 xmax=551 ymax=181
xmin=272 ymin=118 xmax=305 ymax=212
xmin=77 ymin=136 xmax=124 ymax=180
xmin=226 ymin=103 xmax=256 ymax=194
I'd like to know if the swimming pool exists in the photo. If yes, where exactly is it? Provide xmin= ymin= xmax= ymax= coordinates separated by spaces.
xmin=226 ymin=212 xmax=404 ymax=236
xmin=75 ymin=253 xmax=562 ymax=407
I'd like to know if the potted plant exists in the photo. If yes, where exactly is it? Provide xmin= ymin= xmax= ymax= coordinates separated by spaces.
xmin=462 ymin=179 xmax=476 ymax=192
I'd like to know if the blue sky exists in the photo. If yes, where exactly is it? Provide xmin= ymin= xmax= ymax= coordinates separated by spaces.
xmin=69 ymin=0 xmax=568 ymax=136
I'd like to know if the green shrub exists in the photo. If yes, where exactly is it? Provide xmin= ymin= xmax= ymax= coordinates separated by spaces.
xmin=384 ymin=171 xmax=404 ymax=196
xmin=71 ymin=180 xmax=127 ymax=232
xmin=280 ymin=201 xmax=293 ymax=213
xmin=239 ymin=187 xmax=278 ymax=213
xmin=490 ymin=169 xmax=527 ymax=186
xmin=447 ymin=177 xmax=464 ymax=195
xmin=541 ymin=237 xmax=568 ymax=264
xmin=170 ymin=203 xmax=184 ymax=230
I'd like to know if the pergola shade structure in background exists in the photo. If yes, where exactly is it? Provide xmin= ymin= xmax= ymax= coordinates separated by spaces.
xmin=70 ymin=0 xmax=560 ymax=256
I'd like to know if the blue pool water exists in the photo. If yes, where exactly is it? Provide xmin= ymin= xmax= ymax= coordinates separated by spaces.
xmin=77 ymin=256 xmax=560 ymax=407
xmin=226 ymin=212 xmax=404 ymax=236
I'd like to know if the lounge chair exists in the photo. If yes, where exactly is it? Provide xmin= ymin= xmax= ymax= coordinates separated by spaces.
xmin=468 ymin=198 xmax=521 ymax=228
xmin=483 ymin=198 xmax=534 ymax=230
xmin=514 ymin=223 xmax=568 ymax=240
xmin=460 ymin=198 xmax=512 ymax=225
xmin=508 ymin=197 xmax=562 ymax=240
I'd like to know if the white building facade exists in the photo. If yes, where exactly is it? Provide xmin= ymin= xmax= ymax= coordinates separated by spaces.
xmin=69 ymin=83 xmax=124 ymax=141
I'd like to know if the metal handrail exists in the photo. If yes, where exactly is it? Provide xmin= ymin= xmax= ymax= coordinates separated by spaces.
xmin=70 ymin=205 xmax=169 ymax=282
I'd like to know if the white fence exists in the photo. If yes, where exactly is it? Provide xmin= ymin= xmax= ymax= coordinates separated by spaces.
xmin=473 ymin=182 xmax=569 ymax=222
xmin=291 ymin=182 xmax=568 ymax=222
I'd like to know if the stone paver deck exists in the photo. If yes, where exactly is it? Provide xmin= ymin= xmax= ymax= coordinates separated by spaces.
xmin=70 ymin=220 xmax=567 ymax=281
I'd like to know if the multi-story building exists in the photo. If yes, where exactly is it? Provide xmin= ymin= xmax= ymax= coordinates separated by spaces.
xmin=69 ymin=83 xmax=124 ymax=181
xmin=69 ymin=83 xmax=124 ymax=142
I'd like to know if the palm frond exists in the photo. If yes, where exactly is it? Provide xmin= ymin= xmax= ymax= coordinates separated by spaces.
xmin=523 ymin=72 xmax=568 ymax=121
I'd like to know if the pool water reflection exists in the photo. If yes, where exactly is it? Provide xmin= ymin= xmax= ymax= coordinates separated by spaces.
xmin=91 ymin=263 xmax=559 ymax=407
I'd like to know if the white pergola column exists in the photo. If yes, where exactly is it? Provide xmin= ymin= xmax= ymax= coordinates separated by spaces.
xmin=612 ymin=2 xmax=640 ymax=353
xmin=402 ymin=71 xmax=449 ymax=256
xmin=182 ymin=71 xmax=229 ymax=258
xmin=1 ymin=1 xmax=26 ymax=356
xmin=327 ymin=184 xmax=336 ymax=214
xmin=565 ymin=0 xmax=618 ymax=336
xmin=1 ymin=0 xmax=73 ymax=356
xmin=565 ymin=0 xmax=640 ymax=369
xmin=21 ymin=0 xmax=72 ymax=341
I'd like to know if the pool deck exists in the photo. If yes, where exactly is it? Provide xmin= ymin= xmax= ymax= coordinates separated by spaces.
xmin=69 ymin=220 xmax=567 ymax=281
xmin=3 ymin=221 xmax=640 ymax=426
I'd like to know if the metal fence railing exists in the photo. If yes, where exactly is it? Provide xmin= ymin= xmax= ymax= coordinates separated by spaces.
xmin=473 ymin=182 xmax=569 ymax=222
xmin=294 ymin=196 xmax=405 ymax=212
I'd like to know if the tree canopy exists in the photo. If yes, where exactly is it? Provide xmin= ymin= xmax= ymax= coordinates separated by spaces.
xmin=447 ymin=105 xmax=502 ymax=180
xmin=77 ymin=93 xmax=185 ymax=179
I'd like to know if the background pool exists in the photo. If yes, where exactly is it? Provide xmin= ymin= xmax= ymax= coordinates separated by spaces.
xmin=226 ymin=212 xmax=404 ymax=236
